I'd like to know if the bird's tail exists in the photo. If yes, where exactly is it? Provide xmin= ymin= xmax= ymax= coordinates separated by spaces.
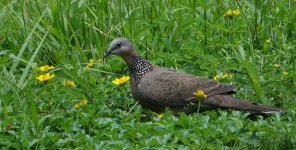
xmin=204 ymin=94 xmax=287 ymax=114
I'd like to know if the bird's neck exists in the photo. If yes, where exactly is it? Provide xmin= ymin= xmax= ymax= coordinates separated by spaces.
xmin=128 ymin=56 xmax=153 ymax=81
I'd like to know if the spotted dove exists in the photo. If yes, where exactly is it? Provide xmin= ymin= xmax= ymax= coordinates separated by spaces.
xmin=103 ymin=37 xmax=286 ymax=114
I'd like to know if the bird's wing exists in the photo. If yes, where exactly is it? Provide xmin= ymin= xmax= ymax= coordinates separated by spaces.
xmin=137 ymin=67 xmax=235 ymax=107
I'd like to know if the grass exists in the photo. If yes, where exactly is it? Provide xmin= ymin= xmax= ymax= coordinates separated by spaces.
xmin=0 ymin=0 xmax=296 ymax=149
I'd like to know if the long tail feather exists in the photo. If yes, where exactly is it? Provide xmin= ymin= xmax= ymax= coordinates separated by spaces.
xmin=204 ymin=95 xmax=287 ymax=114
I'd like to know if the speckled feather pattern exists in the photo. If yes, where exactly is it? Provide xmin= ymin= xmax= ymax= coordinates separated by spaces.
xmin=131 ymin=56 xmax=153 ymax=81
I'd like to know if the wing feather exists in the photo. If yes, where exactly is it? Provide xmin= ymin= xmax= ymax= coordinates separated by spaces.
xmin=137 ymin=67 xmax=235 ymax=107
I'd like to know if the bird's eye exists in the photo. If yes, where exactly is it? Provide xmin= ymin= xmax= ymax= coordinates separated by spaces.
xmin=117 ymin=42 xmax=121 ymax=47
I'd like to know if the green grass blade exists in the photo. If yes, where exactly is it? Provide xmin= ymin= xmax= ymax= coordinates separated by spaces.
xmin=17 ymin=27 xmax=51 ymax=88
xmin=9 ymin=8 xmax=47 ymax=74
xmin=235 ymin=45 xmax=263 ymax=101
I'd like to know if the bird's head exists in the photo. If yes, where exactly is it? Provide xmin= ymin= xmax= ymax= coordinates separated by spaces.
xmin=103 ymin=37 xmax=135 ymax=60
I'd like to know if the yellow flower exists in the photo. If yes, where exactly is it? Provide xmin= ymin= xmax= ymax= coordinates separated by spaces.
xmin=64 ymin=80 xmax=76 ymax=87
xmin=86 ymin=59 xmax=94 ymax=68
xmin=97 ymin=59 xmax=102 ymax=62
xmin=74 ymin=99 xmax=89 ymax=108
xmin=74 ymin=104 xmax=80 ymax=108
xmin=38 ymin=65 xmax=54 ymax=72
xmin=224 ymin=10 xmax=233 ymax=16
xmin=222 ymin=74 xmax=231 ymax=79
xmin=112 ymin=76 xmax=130 ymax=85
xmin=193 ymin=90 xmax=207 ymax=98
xmin=213 ymin=75 xmax=219 ymax=80
xmin=153 ymin=112 xmax=164 ymax=118
xmin=232 ymin=9 xmax=240 ymax=15
xmin=80 ymin=99 xmax=88 ymax=105
xmin=274 ymin=64 xmax=281 ymax=68
xmin=224 ymin=9 xmax=240 ymax=16
xmin=283 ymin=71 xmax=288 ymax=75
xmin=213 ymin=73 xmax=232 ymax=80
xmin=36 ymin=73 xmax=55 ymax=81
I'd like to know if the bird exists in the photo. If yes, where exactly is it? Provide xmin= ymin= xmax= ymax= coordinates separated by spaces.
xmin=103 ymin=37 xmax=286 ymax=115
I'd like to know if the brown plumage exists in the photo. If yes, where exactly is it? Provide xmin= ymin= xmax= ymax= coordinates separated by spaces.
xmin=104 ymin=37 xmax=286 ymax=114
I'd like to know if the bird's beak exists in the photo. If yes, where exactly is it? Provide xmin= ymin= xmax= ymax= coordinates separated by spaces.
xmin=103 ymin=49 xmax=112 ymax=61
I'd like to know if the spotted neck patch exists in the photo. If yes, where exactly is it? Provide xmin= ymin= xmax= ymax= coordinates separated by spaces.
xmin=131 ymin=56 xmax=153 ymax=81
